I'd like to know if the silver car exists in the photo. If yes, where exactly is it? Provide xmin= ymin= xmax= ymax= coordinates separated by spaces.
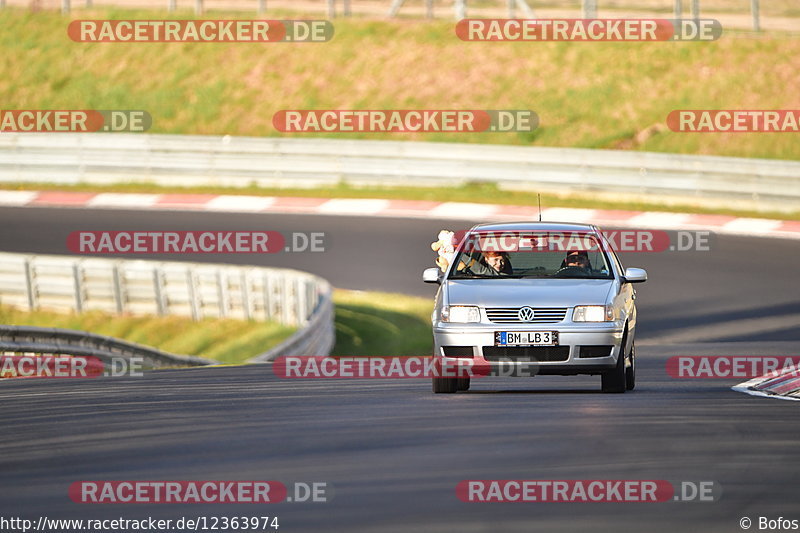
xmin=423 ymin=222 xmax=647 ymax=394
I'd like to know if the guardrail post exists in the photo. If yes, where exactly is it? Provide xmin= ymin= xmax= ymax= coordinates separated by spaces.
xmin=257 ymin=0 xmax=265 ymax=14
xmin=343 ymin=0 xmax=350 ymax=16
xmin=295 ymin=278 xmax=307 ymax=326
xmin=217 ymin=270 xmax=228 ymax=318
xmin=153 ymin=268 xmax=167 ymax=316
xmin=240 ymin=271 xmax=252 ymax=320
xmin=306 ymin=281 xmax=314 ymax=321
xmin=112 ymin=264 xmax=125 ymax=314
xmin=508 ymin=0 xmax=534 ymax=18
xmin=425 ymin=0 xmax=433 ymax=18
xmin=674 ymin=0 xmax=682 ymax=18
xmin=186 ymin=270 xmax=200 ymax=321
xmin=454 ymin=0 xmax=466 ymax=20
xmin=327 ymin=0 xmax=335 ymax=18
xmin=61 ymin=0 xmax=70 ymax=14
xmin=194 ymin=0 xmax=203 ymax=15
xmin=72 ymin=263 xmax=84 ymax=313
xmin=261 ymin=273 xmax=272 ymax=320
xmin=691 ymin=0 xmax=699 ymax=20
xmin=280 ymin=276 xmax=291 ymax=325
xmin=387 ymin=0 xmax=404 ymax=17
xmin=303 ymin=280 xmax=314 ymax=322
xmin=168 ymin=0 xmax=176 ymax=11
xmin=581 ymin=0 xmax=597 ymax=18
xmin=751 ymin=0 xmax=760 ymax=31
xmin=24 ymin=258 xmax=37 ymax=311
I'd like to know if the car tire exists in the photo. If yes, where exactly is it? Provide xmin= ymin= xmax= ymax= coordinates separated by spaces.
xmin=601 ymin=332 xmax=627 ymax=394
xmin=457 ymin=377 xmax=471 ymax=391
xmin=625 ymin=342 xmax=636 ymax=391
xmin=432 ymin=377 xmax=458 ymax=393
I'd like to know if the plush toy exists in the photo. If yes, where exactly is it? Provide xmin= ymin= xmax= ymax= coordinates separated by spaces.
xmin=431 ymin=230 xmax=456 ymax=272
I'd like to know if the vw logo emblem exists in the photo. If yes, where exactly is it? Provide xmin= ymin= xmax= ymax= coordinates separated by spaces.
xmin=518 ymin=306 xmax=535 ymax=322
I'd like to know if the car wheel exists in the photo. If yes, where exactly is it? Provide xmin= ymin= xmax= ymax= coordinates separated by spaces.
xmin=625 ymin=342 xmax=636 ymax=391
xmin=432 ymin=377 xmax=458 ymax=393
xmin=457 ymin=377 xmax=471 ymax=391
xmin=601 ymin=332 xmax=627 ymax=394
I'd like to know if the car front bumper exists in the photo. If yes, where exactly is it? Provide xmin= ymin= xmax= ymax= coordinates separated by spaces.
xmin=432 ymin=322 xmax=624 ymax=376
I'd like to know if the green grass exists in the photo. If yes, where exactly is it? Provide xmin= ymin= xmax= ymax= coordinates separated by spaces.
xmin=1 ymin=8 xmax=799 ymax=160
xmin=0 ymin=305 xmax=295 ymax=364
xmin=332 ymin=290 xmax=433 ymax=356
xmin=5 ymin=181 xmax=799 ymax=220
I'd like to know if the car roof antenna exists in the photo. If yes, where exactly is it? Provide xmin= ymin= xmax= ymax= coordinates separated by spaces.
xmin=538 ymin=194 xmax=542 ymax=221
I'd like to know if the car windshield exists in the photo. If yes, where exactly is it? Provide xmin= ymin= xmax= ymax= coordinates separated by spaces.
xmin=447 ymin=231 xmax=614 ymax=280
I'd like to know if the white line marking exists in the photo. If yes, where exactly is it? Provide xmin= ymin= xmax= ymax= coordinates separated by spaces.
xmin=430 ymin=202 xmax=498 ymax=219
xmin=205 ymin=195 xmax=276 ymax=212
xmin=87 ymin=193 xmax=160 ymax=208
xmin=626 ymin=212 xmax=691 ymax=228
xmin=722 ymin=217 xmax=783 ymax=235
xmin=0 ymin=190 xmax=38 ymax=206
xmin=317 ymin=199 xmax=391 ymax=215
xmin=539 ymin=207 xmax=597 ymax=223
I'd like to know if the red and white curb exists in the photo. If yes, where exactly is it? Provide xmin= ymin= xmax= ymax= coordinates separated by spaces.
xmin=733 ymin=372 xmax=800 ymax=402
xmin=1 ymin=190 xmax=799 ymax=240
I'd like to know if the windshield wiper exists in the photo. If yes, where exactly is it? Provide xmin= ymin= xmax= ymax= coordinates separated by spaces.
xmin=550 ymin=274 xmax=613 ymax=279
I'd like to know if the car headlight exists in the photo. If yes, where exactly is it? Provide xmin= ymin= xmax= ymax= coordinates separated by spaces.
xmin=442 ymin=305 xmax=481 ymax=323
xmin=573 ymin=305 xmax=615 ymax=322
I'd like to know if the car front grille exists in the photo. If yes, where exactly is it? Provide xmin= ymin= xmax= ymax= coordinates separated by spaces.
xmin=483 ymin=346 xmax=570 ymax=362
xmin=485 ymin=307 xmax=567 ymax=324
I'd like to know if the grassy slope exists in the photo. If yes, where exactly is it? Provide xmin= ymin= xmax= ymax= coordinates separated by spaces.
xmin=332 ymin=290 xmax=433 ymax=356
xmin=0 ymin=9 xmax=798 ymax=160
xmin=0 ymin=305 xmax=295 ymax=364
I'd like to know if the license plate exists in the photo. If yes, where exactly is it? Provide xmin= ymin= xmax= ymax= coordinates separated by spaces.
xmin=495 ymin=331 xmax=558 ymax=347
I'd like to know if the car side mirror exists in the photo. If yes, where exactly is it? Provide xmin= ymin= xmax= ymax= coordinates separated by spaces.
xmin=623 ymin=267 xmax=647 ymax=284
xmin=423 ymin=267 xmax=442 ymax=284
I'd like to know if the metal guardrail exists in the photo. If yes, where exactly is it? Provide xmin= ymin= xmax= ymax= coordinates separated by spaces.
xmin=1 ymin=133 xmax=798 ymax=212
xmin=0 ymin=325 xmax=215 ymax=367
xmin=0 ymin=253 xmax=336 ymax=360
xmin=0 ymin=253 xmax=323 ymax=327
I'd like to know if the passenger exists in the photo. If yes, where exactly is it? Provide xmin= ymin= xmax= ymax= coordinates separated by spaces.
xmin=459 ymin=251 xmax=513 ymax=276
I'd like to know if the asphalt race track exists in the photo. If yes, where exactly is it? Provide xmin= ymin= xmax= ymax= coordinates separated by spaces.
xmin=0 ymin=206 xmax=797 ymax=343
xmin=1 ymin=345 xmax=798 ymax=533
xmin=0 ymin=206 xmax=798 ymax=532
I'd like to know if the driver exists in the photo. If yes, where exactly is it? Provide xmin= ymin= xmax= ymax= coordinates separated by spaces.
xmin=563 ymin=251 xmax=591 ymax=270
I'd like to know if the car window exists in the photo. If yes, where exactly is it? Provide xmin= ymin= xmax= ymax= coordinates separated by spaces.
xmin=449 ymin=231 xmax=614 ymax=280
